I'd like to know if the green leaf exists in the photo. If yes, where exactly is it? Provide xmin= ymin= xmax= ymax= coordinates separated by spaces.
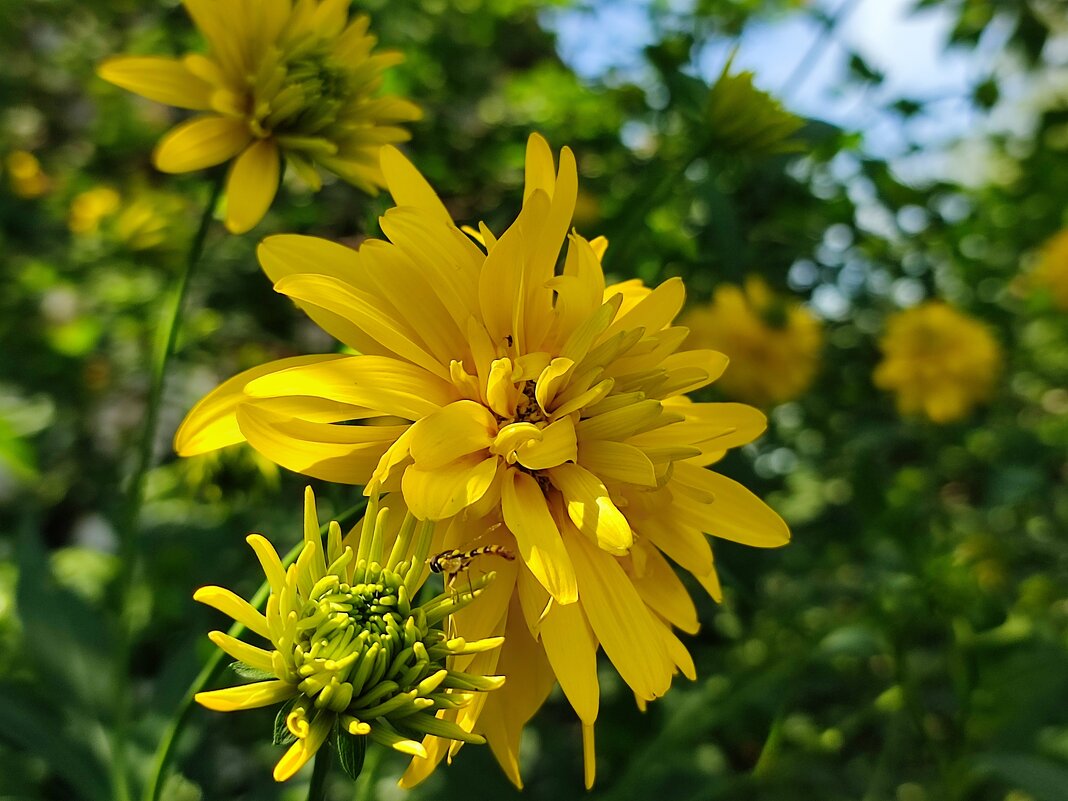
xmin=973 ymin=753 xmax=1068 ymax=801
xmin=273 ymin=697 xmax=299 ymax=746
xmin=335 ymin=722 xmax=367 ymax=780
xmin=230 ymin=661 xmax=275 ymax=681
xmin=705 ymin=53 xmax=805 ymax=157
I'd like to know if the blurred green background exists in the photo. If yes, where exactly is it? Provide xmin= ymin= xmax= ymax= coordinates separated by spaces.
xmin=1 ymin=0 xmax=1067 ymax=799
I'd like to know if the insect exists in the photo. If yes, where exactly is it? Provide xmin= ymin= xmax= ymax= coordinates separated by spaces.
xmin=429 ymin=545 xmax=516 ymax=581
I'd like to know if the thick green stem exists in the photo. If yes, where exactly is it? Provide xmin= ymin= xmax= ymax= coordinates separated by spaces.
xmin=308 ymin=747 xmax=333 ymax=801
xmin=143 ymin=500 xmax=366 ymax=801
xmin=111 ymin=174 xmax=224 ymax=801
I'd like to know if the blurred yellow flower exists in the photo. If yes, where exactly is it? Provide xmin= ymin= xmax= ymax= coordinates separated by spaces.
xmin=874 ymin=301 xmax=1002 ymax=423
xmin=195 ymin=486 xmax=503 ymax=781
xmin=99 ymin=0 xmax=420 ymax=234
xmin=175 ymin=134 xmax=789 ymax=787
xmin=5 ymin=150 xmax=50 ymax=198
xmin=69 ymin=187 xmax=121 ymax=234
xmin=1031 ymin=229 xmax=1068 ymax=310
xmin=681 ymin=277 xmax=822 ymax=407
xmin=113 ymin=190 xmax=187 ymax=251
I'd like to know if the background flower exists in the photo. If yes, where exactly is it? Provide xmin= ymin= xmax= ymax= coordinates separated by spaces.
xmin=176 ymin=135 xmax=789 ymax=787
xmin=873 ymin=301 xmax=1002 ymax=423
xmin=1030 ymin=229 xmax=1068 ymax=311
xmin=681 ymin=276 xmax=823 ymax=407
xmin=195 ymin=486 xmax=503 ymax=781
xmin=98 ymin=0 xmax=420 ymax=233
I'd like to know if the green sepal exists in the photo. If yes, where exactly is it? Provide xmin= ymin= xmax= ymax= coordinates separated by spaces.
xmin=273 ymin=697 xmax=300 ymax=746
xmin=335 ymin=720 xmax=367 ymax=780
xmin=230 ymin=661 xmax=276 ymax=681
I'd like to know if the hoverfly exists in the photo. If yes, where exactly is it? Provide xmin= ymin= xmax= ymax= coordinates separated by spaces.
xmin=429 ymin=545 xmax=516 ymax=582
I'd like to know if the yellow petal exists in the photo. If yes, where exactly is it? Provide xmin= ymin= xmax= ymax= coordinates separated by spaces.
xmin=563 ymin=528 xmax=673 ymax=701
xmin=501 ymin=470 xmax=578 ymax=604
xmin=225 ymin=138 xmax=280 ymax=233
xmin=195 ymin=679 xmax=296 ymax=711
xmin=629 ymin=546 xmax=699 ymax=634
xmin=524 ymin=133 xmax=556 ymax=201
xmin=514 ymin=559 xmax=551 ymax=637
xmin=193 ymin=585 xmax=271 ymax=639
xmin=639 ymin=514 xmax=713 ymax=577
xmin=174 ymin=354 xmax=349 ymax=456
xmin=153 ymin=115 xmax=251 ymax=173
xmin=273 ymin=712 xmax=333 ymax=781
xmin=577 ymin=439 xmax=657 ymax=487
xmin=98 ymin=56 xmax=213 ymax=109
xmin=540 ymin=598 xmax=599 ymax=724
xmin=236 ymin=404 xmax=404 ymax=485
xmin=380 ymin=145 xmax=452 ymax=224
xmin=408 ymin=400 xmax=496 ymax=469
xmin=207 ymin=631 xmax=275 ymax=673
xmin=671 ymin=463 xmax=791 ymax=548
xmin=602 ymin=276 xmax=685 ymax=340
xmin=583 ymin=723 xmax=597 ymax=790
xmin=515 ymin=415 xmax=577 ymax=470
xmin=401 ymin=454 xmax=499 ymax=520
xmin=548 ymin=463 xmax=633 ymax=555
xmin=244 ymin=355 xmax=459 ymax=421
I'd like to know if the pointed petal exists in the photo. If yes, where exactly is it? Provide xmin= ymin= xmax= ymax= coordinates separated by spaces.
xmin=174 ymin=354 xmax=348 ymax=456
xmin=501 ymin=470 xmax=578 ymax=604
xmin=98 ymin=56 xmax=213 ymax=109
xmin=671 ymin=463 xmax=791 ymax=548
xmin=195 ymin=679 xmax=296 ymax=711
xmin=153 ymin=115 xmax=251 ymax=173
xmin=207 ymin=631 xmax=275 ymax=673
xmin=541 ymin=598 xmax=599 ymax=724
xmin=225 ymin=138 xmax=279 ymax=233
xmin=193 ymin=585 xmax=271 ymax=639
xmin=548 ymin=463 xmax=633 ymax=555
xmin=380 ymin=145 xmax=451 ymax=224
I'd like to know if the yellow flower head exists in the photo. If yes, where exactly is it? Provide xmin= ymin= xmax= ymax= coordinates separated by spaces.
xmin=874 ymin=301 xmax=1002 ymax=423
xmin=99 ymin=0 xmax=421 ymax=234
xmin=195 ymin=486 xmax=503 ymax=781
xmin=5 ymin=150 xmax=50 ymax=198
xmin=681 ymin=276 xmax=822 ymax=407
xmin=1031 ymin=229 xmax=1068 ymax=311
xmin=177 ymin=134 xmax=790 ymax=787
xmin=69 ymin=187 xmax=122 ymax=234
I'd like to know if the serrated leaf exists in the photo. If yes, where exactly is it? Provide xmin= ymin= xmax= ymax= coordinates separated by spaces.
xmin=273 ymin=697 xmax=300 ymax=746
xmin=230 ymin=661 xmax=276 ymax=681
xmin=705 ymin=53 xmax=805 ymax=157
xmin=335 ymin=722 xmax=367 ymax=780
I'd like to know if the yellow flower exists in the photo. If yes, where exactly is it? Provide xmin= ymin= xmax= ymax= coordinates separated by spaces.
xmin=195 ymin=486 xmax=503 ymax=781
xmin=874 ymin=301 xmax=1002 ymax=423
xmin=1031 ymin=229 xmax=1068 ymax=310
xmin=69 ymin=187 xmax=122 ymax=234
xmin=176 ymin=134 xmax=790 ymax=787
xmin=98 ymin=0 xmax=420 ymax=234
xmin=5 ymin=151 xmax=50 ymax=198
xmin=681 ymin=277 xmax=822 ymax=407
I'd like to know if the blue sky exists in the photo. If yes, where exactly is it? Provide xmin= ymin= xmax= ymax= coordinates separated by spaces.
xmin=546 ymin=0 xmax=1010 ymax=162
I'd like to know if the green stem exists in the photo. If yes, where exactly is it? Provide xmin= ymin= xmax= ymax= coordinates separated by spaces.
xmin=143 ymin=500 xmax=366 ymax=801
xmin=352 ymin=744 xmax=383 ymax=801
xmin=307 ymin=743 xmax=333 ymax=801
xmin=111 ymin=174 xmax=224 ymax=801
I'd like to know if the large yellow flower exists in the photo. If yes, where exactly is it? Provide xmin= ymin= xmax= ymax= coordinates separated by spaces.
xmin=99 ymin=0 xmax=420 ymax=234
xmin=681 ymin=276 xmax=822 ymax=407
xmin=1031 ymin=229 xmax=1068 ymax=311
xmin=176 ymin=134 xmax=790 ymax=787
xmin=874 ymin=301 xmax=1002 ymax=423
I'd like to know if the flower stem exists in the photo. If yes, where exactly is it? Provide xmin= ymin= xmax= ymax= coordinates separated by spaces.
xmin=111 ymin=173 xmax=224 ymax=801
xmin=352 ymin=744 xmax=383 ymax=801
xmin=308 ymin=747 xmax=333 ymax=801
xmin=143 ymin=500 xmax=367 ymax=801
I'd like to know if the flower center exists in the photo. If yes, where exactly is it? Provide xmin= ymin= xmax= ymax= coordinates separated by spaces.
xmin=254 ymin=43 xmax=353 ymax=138
xmin=292 ymin=564 xmax=414 ymax=712
xmin=514 ymin=381 xmax=546 ymax=425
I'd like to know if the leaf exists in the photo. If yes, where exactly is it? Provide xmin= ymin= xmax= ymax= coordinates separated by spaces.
xmin=335 ymin=723 xmax=367 ymax=780
xmin=273 ymin=697 xmax=299 ymax=746
xmin=230 ymin=661 xmax=275 ymax=681
xmin=0 ymin=681 xmax=110 ymax=801
xmin=973 ymin=753 xmax=1068 ymax=801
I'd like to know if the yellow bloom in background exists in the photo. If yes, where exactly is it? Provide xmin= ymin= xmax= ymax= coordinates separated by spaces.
xmin=69 ymin=186 xmax=121 ymax=234
xmin=176 ymin=134 xmax=790 ymax=787
xmin=5 ymin=150 xmax=50 ymax=198
xmin=1031 ymin=229 xmax=1068 ymax=310
xmin=681 ymin=277 xmax=823 ymax=407
xmin=195 ymin=486 xmax=503 ymax=781
xmin=874 ymin=301 xmax=1002 ymax=423
xmin=99 ymin=0 xmax=420 ymax=234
